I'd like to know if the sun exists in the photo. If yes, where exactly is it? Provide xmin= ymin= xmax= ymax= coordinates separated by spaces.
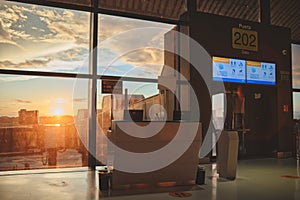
xmin=52 ymin=107 xmax=63 ymax=116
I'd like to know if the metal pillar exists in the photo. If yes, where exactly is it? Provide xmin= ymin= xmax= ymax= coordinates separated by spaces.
xmin=88 ymin=0 xmax=98 ymax=170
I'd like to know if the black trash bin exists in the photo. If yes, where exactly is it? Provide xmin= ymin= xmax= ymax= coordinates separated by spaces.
xmin=99 ymin=171 xmax=111 ymax=190
xmin=196 ymin=166 xmax=205 ymax=185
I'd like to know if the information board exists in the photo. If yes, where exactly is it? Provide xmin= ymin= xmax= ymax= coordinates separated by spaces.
xmin=246 ymin=61 xmax=276 ymax=85
xmin=213 ymin=56 xmax=246 ymax=83
xmin=213 ymin=56 xmax=276 ymax=85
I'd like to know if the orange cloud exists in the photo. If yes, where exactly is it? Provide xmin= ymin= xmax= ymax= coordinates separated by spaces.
xmin=0 ymin=59 xmax=52 ymax=69
xmin=15 ymin=99 xmax=32 ymax=104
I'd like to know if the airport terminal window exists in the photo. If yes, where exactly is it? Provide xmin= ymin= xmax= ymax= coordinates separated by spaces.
xmin=0 ymin=1 xmax=177 ymax=171
xmin=293 ymin=92 xmax=300 ymax=119
xmin=292 ymin=44 xmax=300 ymax=89
xmin=0 ymin=1 xmax=91 ymax=171
xmin=0 ymin=75 xmax=89 ymax=170
xmin=96 ymin=14 xmax=176 ymax=162
xmin=292 ymin=44 xmax=300 ymax=119
xmin=0 ymin=1 xmax=90 ymax=74
xmin=98 ymin=14 xmax=176 ymax=78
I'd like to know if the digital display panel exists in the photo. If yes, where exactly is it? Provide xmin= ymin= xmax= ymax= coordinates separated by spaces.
xmin=246 ymin=61 xmax=276 ymax=85
xmin=213 ymin=57 xmax=246 ymax=83
xmin=102 ymin=79 xmax=123 ymax=94
xmin=212 ymin=56 xmax=276 ymax=85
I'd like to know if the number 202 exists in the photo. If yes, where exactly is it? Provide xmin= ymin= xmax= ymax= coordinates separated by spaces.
xmin=234 ymin=32 xmax=257 ymax=47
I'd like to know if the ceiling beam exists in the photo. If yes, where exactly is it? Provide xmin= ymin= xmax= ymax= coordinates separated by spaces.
xmin=259 ymin=0 xmax=270 ymax=24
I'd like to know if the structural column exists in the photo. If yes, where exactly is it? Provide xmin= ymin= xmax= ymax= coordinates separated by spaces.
xmin=88 ymin=0 xmax=98 ymax=170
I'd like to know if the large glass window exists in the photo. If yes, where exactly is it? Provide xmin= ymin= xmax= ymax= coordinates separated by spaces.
xmin=0 ymin=75 xmax=89 ymax=170
xmin=96 ymin=14 xmax=176 ymax=164
xmin=292 ymin=44 xmax=300 ymax=89
xmin=0 ymin=1 xmax=177 ymax=171
xmin=98 ymin=14 xmax=175 ymax=78
xmin=0 ymin=1 xmax=90 ymax=74
xmin=293 ymin=92 xmax=300 ymax=119
xmin=0 ymin=1 xmax=91 ymax=171
xmin=292 ymin=44 xmax=300 ymax=120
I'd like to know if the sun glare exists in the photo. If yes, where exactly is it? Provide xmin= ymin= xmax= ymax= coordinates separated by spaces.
xmin=53 ymin=108 xmax=63 ymax=116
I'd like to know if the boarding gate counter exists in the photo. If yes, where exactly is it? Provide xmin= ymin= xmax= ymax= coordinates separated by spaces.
xmin=107 ymin=120 xmax=202 ymax=189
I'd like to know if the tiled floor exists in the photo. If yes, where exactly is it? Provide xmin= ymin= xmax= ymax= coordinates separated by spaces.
xmin=0 ymin=158 xmax=300 ymax=200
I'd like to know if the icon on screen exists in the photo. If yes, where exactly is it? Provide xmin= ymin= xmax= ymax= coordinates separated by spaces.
xmin=269 ymin=65 xmax=273 ymax=70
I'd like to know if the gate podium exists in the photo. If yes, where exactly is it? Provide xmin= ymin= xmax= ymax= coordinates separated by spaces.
xmin=217 ymin=131 xmax=239 ymax=180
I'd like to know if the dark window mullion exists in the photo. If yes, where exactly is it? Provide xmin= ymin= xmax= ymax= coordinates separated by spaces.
xmin=88 ymin=0 xmax=98 ymax=170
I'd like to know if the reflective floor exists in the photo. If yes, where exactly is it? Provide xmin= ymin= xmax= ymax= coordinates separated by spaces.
xmin=0 ymin=158 xmax=300 ymax=200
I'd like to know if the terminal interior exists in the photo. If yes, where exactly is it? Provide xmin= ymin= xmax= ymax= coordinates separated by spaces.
xmin=0 ymin=0 xmax=300 ymax=199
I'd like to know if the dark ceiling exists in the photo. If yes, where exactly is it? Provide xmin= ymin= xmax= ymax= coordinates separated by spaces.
xmin=100 ymin=0 xmax=300 ymax=43
xmin=10 ymin=0 xmax=300 ymax=43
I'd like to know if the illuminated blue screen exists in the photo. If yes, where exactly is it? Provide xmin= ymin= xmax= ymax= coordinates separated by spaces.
xmin=212 ymin=56 xmax=276 ymax=85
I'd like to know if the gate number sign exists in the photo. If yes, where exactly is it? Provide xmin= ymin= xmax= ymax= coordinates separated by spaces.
xmin=232 ymin=28 xmax=258 ymax=52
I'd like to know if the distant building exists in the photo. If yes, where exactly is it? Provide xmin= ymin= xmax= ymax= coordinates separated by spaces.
xmin=18 ymin=109 xmax=39 ymax=125
xmin=77 ymin=109 xmax=88 ymax=121
xmin=101 ymin=94 xmax=144 ymax=131
xmin=76 ymin=109 xmax=102 ymax=120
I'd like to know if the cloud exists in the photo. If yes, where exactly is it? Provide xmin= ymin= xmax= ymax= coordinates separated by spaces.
xmin=0 ymin=1 xmax=89 ymax=64
xmin=0 ymin=60 xmax=14 ymax=68
xmin=34 ymin=7 xmax=90 ymax=45
xmin=48 ymin=47 xmax=89 ymax=62
xmin=15 ymin=99 xmax=32 ymax=104
xmin=0 ymin=19 xmax=25 ymax=50
xmin=48 ymin=24 xmax=74 ymax=38
xmin=0 ymin=20 xmax=10 ymax=40
xmin=97 ymin=16 xmax=174 ymax=77
xmin=122 ymin=48 xmax=163 ymax=65
xmin=0 ymin=2 xmax=30 ymax=38
xmin=98 ymin=14 xmax=173 ymax=41
xmin=98 ymin=27 xmax=172 ymax=77
xmin=103 ymin=48 xmax=164 ymax=77
xmin=100 ymin=28 xmax=167 ymax=54
xmin=0 ymin=3 xmax=27 ymax=25
xmin=0 ymin=58 xmax=52 ymax=69
xmin=18 ymin=58 xmax=52 ymax=68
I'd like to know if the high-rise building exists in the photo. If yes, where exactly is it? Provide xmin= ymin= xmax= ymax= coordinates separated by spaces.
xmin=18 ymin=109 xmax=39 ymax=125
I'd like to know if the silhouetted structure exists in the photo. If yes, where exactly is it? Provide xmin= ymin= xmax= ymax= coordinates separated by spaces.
xmin=18 ymin=109 xmax=38 ymax=125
